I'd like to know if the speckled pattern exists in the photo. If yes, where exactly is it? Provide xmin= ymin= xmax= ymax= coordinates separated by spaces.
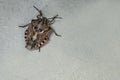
xmin=0 ymin=0 xmax=120 ymax=80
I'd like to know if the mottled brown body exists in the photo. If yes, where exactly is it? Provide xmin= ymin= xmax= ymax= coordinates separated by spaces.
xmin=19 ymin=6 xmax=61 ymax=52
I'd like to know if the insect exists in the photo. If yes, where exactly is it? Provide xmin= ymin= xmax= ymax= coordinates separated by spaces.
xmin=19 ymin=6 xmax=61 ymax=52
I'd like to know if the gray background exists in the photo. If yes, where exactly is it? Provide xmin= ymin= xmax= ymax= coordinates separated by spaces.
xmin=0 ymin=0 xmax=120 ymax=80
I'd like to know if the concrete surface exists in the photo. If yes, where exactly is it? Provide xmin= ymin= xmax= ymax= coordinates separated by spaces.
xmin=0 ymin=0 xmax=120 ymax=80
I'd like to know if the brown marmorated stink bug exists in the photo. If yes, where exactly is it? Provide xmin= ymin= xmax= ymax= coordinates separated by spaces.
xmin=19 ymin=6 xmax=61 ymax=52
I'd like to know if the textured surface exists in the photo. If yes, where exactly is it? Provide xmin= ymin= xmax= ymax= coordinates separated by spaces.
xmin=0 ymin=0 xmax=120 ymax=80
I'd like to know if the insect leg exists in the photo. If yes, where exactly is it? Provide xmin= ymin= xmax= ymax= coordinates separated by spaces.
xmin=19 ymin=23 xmax=30 ymax=28
xmin=50 ymin=27 xmax=61 ymax=37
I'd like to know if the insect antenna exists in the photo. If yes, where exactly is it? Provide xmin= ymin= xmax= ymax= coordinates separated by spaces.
xmin=49 ymin=14 xmax=62 ymax=23
xmin=33 ymin=6 xmax=43 ymax=17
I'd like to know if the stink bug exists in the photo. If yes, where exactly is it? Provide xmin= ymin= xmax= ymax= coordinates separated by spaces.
xmin=19 ymin=6 xmax=61 ymax=52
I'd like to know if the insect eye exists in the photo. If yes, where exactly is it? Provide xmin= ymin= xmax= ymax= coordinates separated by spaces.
xmin=34 ymin=26 xmax=38 ymax=29
xmin=39 ymin=28 xmax=42 ymax=32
